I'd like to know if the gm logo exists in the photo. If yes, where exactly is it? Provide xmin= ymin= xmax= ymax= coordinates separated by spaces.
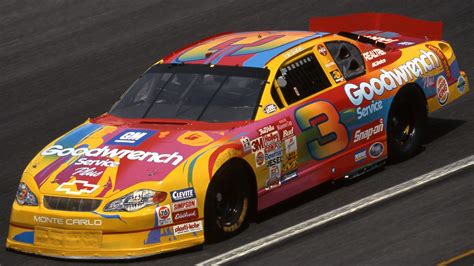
xmin=107 ymin=129 xmax=156 ymax=146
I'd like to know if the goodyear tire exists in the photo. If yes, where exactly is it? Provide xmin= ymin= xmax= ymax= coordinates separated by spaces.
xmin=204 ymin=165 xmax=250 ymax=242
xmin=387 ymin=87 xmax=427 ymax=162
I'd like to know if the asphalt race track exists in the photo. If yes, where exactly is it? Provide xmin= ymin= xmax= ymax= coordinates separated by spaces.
xmin=0 ymin=0 xmax=472 ymax=265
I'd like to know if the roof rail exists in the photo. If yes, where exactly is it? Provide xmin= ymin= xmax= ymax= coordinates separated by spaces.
xmin=338 ymin=31 xmax=386 ymax=49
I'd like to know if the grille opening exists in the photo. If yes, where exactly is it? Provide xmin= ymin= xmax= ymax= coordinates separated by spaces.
xmin=44 ymin=196 xmax=102 ymax=212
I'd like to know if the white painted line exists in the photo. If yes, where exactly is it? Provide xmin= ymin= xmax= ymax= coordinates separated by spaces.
xmin=198 ymin=155 xmax=474 ymax=265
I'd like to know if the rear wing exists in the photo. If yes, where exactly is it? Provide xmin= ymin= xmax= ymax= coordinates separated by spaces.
xmin=310 ymin=13 xmax=443 ymax=40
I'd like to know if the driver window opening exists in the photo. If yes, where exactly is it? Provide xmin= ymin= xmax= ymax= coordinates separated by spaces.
xmin=274 ymin=53 xmax=331 ymax=105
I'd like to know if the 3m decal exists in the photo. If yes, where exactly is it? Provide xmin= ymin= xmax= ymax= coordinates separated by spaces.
xmin=295 ymin=101 xmax=349 ymax=160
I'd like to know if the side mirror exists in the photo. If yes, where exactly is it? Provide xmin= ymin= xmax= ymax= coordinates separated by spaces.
xmin=276 ymin=76 xmax=287 ymax=88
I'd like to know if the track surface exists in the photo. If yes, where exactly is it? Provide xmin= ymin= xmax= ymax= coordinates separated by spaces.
xmin=0 ymin=0 xmax=472 ymax=265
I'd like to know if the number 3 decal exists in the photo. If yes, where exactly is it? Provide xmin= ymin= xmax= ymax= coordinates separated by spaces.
xmin=295 ymin=101 xmax=349 ymax=160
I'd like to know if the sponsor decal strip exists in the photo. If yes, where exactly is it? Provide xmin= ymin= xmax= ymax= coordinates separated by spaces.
xmin=198 ymin=156 xmax=474 ymax=265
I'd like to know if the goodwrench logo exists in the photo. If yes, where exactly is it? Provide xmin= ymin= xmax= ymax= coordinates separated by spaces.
xmin=42 ymin=145 xmax=183 ymax=166
xmin=345 ymin=50 xmax=440 ymax=106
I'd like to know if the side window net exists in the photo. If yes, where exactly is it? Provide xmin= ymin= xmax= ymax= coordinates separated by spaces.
xmin=325 ymin=41 xmax=365 ymax=80
xmin=276 ymin=54 xmax=331 ymax=105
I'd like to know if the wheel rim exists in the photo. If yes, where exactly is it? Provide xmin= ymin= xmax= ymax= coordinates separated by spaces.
xmin=391 ymin=100 xmax=416 ymax=146
xmin=213 ymin=177 xmax=246 ymax=227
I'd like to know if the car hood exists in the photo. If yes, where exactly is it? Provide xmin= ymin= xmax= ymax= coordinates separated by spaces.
xmin=27 ymin=115 xmax=246 ymax=198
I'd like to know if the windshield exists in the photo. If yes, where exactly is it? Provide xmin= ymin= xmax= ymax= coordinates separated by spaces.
xmin=109 ymin=64 xmax=269 ymax=122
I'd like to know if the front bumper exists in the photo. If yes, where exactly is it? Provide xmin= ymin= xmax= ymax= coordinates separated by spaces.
xmin=6 ymin=202 xmax=205 ymax=259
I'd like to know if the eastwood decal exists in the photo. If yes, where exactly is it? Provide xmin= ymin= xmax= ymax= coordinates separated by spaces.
xmin=41 ymin=145 xmax=184 ymax=166
xmin=172 ymin=208 xmax=199 ymax=223
xmin=171 ymin=188 xmax=196 ymax=202
xmin=34 ymin=216 xmax=102 ymax=226
xmin=345 ymin=50 xmax=440 ymax=106
xmin=107 ymin=129 xmax=156 ymax=146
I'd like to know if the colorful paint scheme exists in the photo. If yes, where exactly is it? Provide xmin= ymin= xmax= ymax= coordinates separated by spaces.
xmin=7 ymin=13 xmax=470 ymax=259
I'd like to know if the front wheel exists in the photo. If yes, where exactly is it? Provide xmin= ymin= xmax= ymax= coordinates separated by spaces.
xmin=387 ymin=87 xmax=427 ymax=162
xmin=204 ymin=166 xmax=251 ymax=242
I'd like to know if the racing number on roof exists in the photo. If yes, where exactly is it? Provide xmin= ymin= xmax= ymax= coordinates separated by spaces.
xmin=295 ymin=101 xmax=348 ymax=160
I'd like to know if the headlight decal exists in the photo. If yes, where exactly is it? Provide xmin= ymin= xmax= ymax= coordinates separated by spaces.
xmin=104 ymin=189 xmax=167 ymax=212
xmin=16 ymin=183 xmax=38 ymax=206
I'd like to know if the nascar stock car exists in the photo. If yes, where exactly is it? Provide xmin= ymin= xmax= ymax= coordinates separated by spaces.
xmin=7 ymin=13 xmax=469 ymax=258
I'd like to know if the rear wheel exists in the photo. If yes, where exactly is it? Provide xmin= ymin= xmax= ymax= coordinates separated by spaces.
xmin=204 ymin=166 xmax=251 ymax=242
xmin=387 ymin=87 xmax=427 ymax=162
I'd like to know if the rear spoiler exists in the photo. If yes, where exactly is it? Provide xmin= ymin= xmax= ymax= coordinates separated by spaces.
xmin=310 ymin=13 xmax=443 ymax=40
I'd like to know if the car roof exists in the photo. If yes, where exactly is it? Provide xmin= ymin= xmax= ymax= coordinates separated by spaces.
xmin=162 ymin=31 xmax=328 ymax=68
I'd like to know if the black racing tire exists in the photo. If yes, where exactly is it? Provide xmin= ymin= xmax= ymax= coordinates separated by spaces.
xmin=387 ymin=86 xmax=427 ymax=162
xmin=204 ymin=165 xmax=251 ymax=242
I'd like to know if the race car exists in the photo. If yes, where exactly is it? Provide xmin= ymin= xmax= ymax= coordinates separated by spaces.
xmin=7 ymin=13 xmax=469 ymax=259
